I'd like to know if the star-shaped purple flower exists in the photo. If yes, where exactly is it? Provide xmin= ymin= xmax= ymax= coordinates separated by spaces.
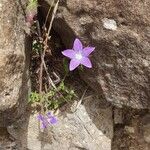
xmin=37 ymin=112 xmax=57 ymax=129
xmin=47 ymin=112 xmax=57 ymax=125
xmin=62 ymin=38 xmax=95 ymax=71
xmin=37 ymin=114 xmax=48 ymax=129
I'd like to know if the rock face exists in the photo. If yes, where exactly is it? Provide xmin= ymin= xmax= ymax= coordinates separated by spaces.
xmin=40 ymin=0 xmax=150 ymax=109
xmin=7 ymin=96 xmax=113 ymax=150
xmin=141 ymin=114 xmax=150 ymax=144
xmin=0 ymin=0 xmax=30 ymax=126
xmin=112 ymin=110 xmax=150 ymax=150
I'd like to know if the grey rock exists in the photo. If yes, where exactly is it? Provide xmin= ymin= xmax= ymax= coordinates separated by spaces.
xmin=0 ymin=0 xmax=30 ymax=126
xmin=141 ymin=114 xmax=150 ymax=143
xmin=112 ymin=111 xmax=150 ymax=150
xmin=102 ymin=18 xmax=117 ymax=30
xmin=40 ymin=0 xmax=150 ymax=109
xmin=8 ymin=96 xmax=113 ymax=150
xmin=114 ymin=108 xmax=123 ymax=124
xmin=124 ymin=126 xmax=135 ymax=134
xmin=143 ymin=124 xmax=150 ymax=143
xmin=0 ymin=127 xmax=17 ymax=150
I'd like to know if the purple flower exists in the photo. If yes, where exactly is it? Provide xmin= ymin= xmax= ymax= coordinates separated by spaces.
xmin=37 ymin=112 xmax=57 ymax=128
xmin=62 ymin=38 xmax=95 ymax=71
xmin=37 ymin=114 xmax=48 ymax=129
xmin=47 ymin=112 xmax=57 ymax=125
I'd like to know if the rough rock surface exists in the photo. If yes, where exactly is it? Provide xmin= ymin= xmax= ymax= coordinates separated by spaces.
xmin=0 ymin=0 xmax=30 ymax=126
xmin=141 ymin=114 xmax=150 ymax=144
xmin=40 ymin=0 xmax=150 ymax=109
xmin=7 ymin=96 xmax=113 ymax=150
xmin=0 ymin=127 xmax=17 ymax=149
xmin=112 ymin=110 xmax=150 ymax=150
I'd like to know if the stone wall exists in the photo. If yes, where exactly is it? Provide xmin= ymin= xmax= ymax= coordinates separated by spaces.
xmin=0 ymin=0 xmax=30 ymax=127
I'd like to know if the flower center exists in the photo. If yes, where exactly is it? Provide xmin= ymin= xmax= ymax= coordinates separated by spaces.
xmin=75 ymin=53 xmax=82 ymax=60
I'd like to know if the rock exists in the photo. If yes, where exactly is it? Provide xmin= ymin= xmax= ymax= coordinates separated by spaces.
xmin=0 ymin=0 xmax=30 ymax=126
xmin=40 ymin=0 xmax=150 ymax=109
xmin=0 ymin=127 xmax=17 ymax=149
xmin=124 ymin=126 xmax=135 ymax=134
xmin=102 ymin=18 xmax=117 ymax=30
xmin=141 ymin=114 xmax=150 ymax=143
xmin=114 ymin=108 xmax=123 ymax=124
xmin=8 ymin=96 xmax=113 ymax=150
xmin=143 ymin=124 xmax=150 ymax=144
xmin=112 ymin=111 xmax=150 ymax=150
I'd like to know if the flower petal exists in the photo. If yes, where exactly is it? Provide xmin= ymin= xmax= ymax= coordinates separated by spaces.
xmin=83 ymin=47 xmax=95 ymax=56
xmin=73 ymin=38 xmax=83 ymax=51
xmin=62 ymin=49 xmax=76 ymax=59
xmin=47 ymin=112 xmax=52 ymax=117
xmin=41 ymin=122 xmax=47 ymax=129
xmin=37 ymin=114 xmax=45 ymax=121
xmin=69 ymin=59 xmax=80 ymax=71
xmin=47 ymin=112 xmax=57 ymax=125
xmin=48 ymin=116 xmax=57 ymax=124
xmin=80 ymin=57 xmax=92 ymax=68
xmin=37 ymin=114 xmax=48 ymax=128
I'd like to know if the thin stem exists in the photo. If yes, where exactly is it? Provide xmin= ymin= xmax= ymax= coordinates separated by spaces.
xmin=44 ymin=0 xmax=55 ymax=27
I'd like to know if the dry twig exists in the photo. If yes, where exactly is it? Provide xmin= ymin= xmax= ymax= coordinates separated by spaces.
xmin=38 ymin=0 xmax=59 ymax=92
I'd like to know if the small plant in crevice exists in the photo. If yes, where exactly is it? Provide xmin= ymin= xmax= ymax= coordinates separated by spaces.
xmin=26 ymin=0 xmax=38 ymax=27
xmin=32 ymin=39 xmax=42 ymax=54
xmin=26 ymin=0 xmax=95 ymax=129
xmin=29 ymin=81 xmax=76 ymax=110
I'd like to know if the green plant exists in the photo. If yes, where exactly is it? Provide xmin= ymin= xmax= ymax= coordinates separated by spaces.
xmin=29 ymin=91 xmax=40 ymax=103
xmin=28 ymin=0 xmax=77 ymax=111
xmin=32 ymin=39 xmax=42 ymax=54
xmin=29 ymin=81 xmax=76 ymax=110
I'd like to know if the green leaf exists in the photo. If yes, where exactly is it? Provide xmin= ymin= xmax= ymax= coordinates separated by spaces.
xmin=29 ymin=91 xmax=40 ymax=103
xmin=27 ymin=0 xmax=38 ymax=10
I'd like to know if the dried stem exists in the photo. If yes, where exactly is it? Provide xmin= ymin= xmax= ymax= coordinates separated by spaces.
xmin=52 ymin=72 xmax=61 ymax=84
xmin=36 ymin=20 xmax=43 ymax=93
xmin=44 ymin=0 xmax=59 ymax=55
xmin=34 ymin=0 xmax=61 ymax=112
xmin=44 ymin=0 xmax=55 ymax=27
xmin=42 ymin=55 xmax=57 ymax=89
xmin=38 ymin=0 xmax=59 ymax=93
xmin=39 ymin=60 xmax=43 ymax=93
